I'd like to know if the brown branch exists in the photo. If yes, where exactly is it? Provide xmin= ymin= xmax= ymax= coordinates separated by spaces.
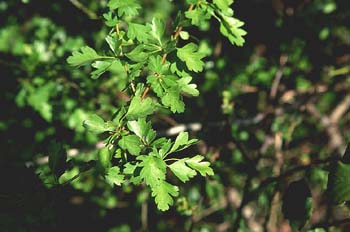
xmin=266 ymin=132 xmax=284 ymax=232
xmin=330 ymin=94 xmax=350 ymax=122
xmin=251 ymin=155 xmax=342 ymax=199
xmin=270 ymin=54 xmax=288 ymax=99
xmin=69 ymin=0 xmax=98 ymax=20
xmin=306 ymin=102 xmax=345 ymax=152
xmin=310 ymin=218 xmax=350 ymax=230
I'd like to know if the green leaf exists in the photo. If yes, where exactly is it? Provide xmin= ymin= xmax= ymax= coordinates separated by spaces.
xmin=218 ymin=13 xmax=247 ymax=46
xmin=149 ymin=17 xmax=165 ymax=46
xmin=185 ymin=6 xmax=211 ymax=27
xmin=48 ymin=140 xmax=67 ymax=178
xmin=282 ymin=179 xmax=312 ymax=231
xmin=169 ymin=159 xmax=196 ymax=183
xmin=170 ymin=132 xmax=189 ymax=153
xmin=97 ymin=147 xmax=112 ymax=172
xmin=148 ymin=55 xmax=168 ymax=74
xmin=83 ymin=114 xmax=112 ymax=134
xmin=126 ymin=93 xmax=155 ymax=120
xmin=177 ymin=43 xmax=205 ymax=72
xmin=127 ymin=23 xmax=150 ymax=43
xmin=185 ymin=155 xmax=214 ymax=176
xmin=138 ymin=155 xmax=166 ymax=188
xmin=124 ymin=162 xmax=142 ymax=184
xmin=91 ymin=60 xmax=114 ymax=79
xmin=179 ymin=31 xmax=190 ymax=40
xmin=161 ymin=87 xmax=185 ymax=113
xmin=152 ymin=180 xmax=179 ymax=211
xmin=213 ymin=0 xmax=234 ymax=12
xmin=103 ymin=12 xmax=118 ymax=27
xmin=147 ymin=74 xmax=164 ymax=97
xmin=105 ymin=34 xmax=121 ymax=54
xmin=108 ymin=0 xmax=141 ymax=17
xmin=327 ymin=162 xmax=350 ymax=204
xmin=159 ymin=139 xmax=173 ymax=158
xmin=125 ymin=44 xmax=149 ymax=62
xmin=127 ymin=119 xmax=156 ymax=144
xmin=27 ymin=82 xmax=56 ymax=122
xmin=186 ymin=0 xmax=198 ymax=4
xmin=118 ymin=135 xmax=142 ymax=156
xmin=177 ymin=75 xmax=199 ymax=96
xmin=67 ymin=46 xmax=105 ymax=66
xmin=106 ymin=166 xmax=125 ymax=186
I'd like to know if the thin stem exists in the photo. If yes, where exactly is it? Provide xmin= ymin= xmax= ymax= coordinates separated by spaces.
xmin=69 ymin=0 xmax=98 ymax=20
xmin=141 ymin=4 xmax=194 ymax=100
xmin=164 ymin=158 xmax=180 ymax=162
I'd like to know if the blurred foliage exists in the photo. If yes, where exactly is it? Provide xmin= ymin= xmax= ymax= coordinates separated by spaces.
xmin=0 ymin=0 xmax=350 ymax=231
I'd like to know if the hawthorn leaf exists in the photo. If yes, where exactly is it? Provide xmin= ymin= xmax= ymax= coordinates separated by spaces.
xmin=118 ymin=135 xmax=142 ymax=156
xmin=161 ymin=87 xmax=185 ymax=113
xmin=177 ymin=76 xmax=199 ymax=96
xmin=106 ymin=166 xmax=124 ymax=186
xmin=177 ymin=43 xmax=205 ymax=72
xmin=159 ymin=139 xmax=173 ymax=158
xmin=127 ymin=119 xmax=156 ymax=144
xmin=179 ymin=31 xmax=190 ymax=40
xmin=124 ymin=162 xmax=142 ymax=184
xmin=67 ymin=46 xmax=105 ymax=67
xmin=219 ymin=13 xmax=247 ymax=46
xmin=149 ymin=17 xmax=165 ymax=46
xmin=185 ymin=155 xmax=214 ymax=176
xmin=148 ymin=55 xmax=168 ymax=74
xmin=185 ymin=6 xmax=211 ymax=27
xmin=126 ymin=44 xmax=149 ymax=62
xmin=103 ymin=12 xmax=118 ymax=27
xmin=97 ymin=147 xmax=112 ymax=172
xmin=186 ymin=0 xmax=198 ymax=4
xmin=213 ymin=0 xmax=234 ymax=12
xmin=127 ymin=23 xmax=150 ymax=43
xmin=152 ymin=180 xmax=179 ymax=211
xmin=169 ymin=159 xmax=196 ymax=183
xmin=147 ymin=74 xmax=164 ymax=97
xmin=83 ymin=114 xmax=112 ymax=134
xmin=138 ymin=155 xmax=166 ymax=188
xmin=126 ymin=95 xmax=155 ymax=120
xmin=91 ymin=60 xmax=113 ymax=79
xmin=105 ymin=34 xmax=121 ymax=54
xmin=170 ymin=132 xmax=189 ymax=153
xmin=108 ymin=0 xmax=141 ymax=17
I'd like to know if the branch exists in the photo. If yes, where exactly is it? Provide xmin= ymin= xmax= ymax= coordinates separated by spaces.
xmin=69 ymin=0 xmax=98 ymax=20
xmin=251 ymin=155 xmax=341 ymax=199
xmin=310 ymin=218 xmax=350 ymax=230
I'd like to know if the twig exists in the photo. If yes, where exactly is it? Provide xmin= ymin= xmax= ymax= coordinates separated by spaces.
xmin=270 ymin=54 xmax=288 ymax=99
xmin=330 ymin=94 xmax=350 ymax=122
xmin=251 ymin=155 xmax=341 ymax=199
xmin=69 ymin=0 xmax=98 ymax=20
xmin=266 ymin=132 xmax=284 ymax=232
xmin=141 ymin=201 xmax=148 ymax=231
xmin=310 ymin=218 xmax=350 ymax=229
xmin=306 ymin=102 xmax=345 ymax=152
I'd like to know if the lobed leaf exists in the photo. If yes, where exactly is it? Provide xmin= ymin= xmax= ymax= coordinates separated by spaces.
xmin=185 ymin=155 xmax=214 ymax=176
xmin=169 ymin=159 xmax=196 ymax=183
xmin=67 ymin=46 xmax=105 ymax=67
xmin=177 ymin=43 xmax=205 ymax=72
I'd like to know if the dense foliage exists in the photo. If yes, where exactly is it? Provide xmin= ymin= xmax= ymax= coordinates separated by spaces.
xmin=1 ymin=0 xmax=350 ymax=231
